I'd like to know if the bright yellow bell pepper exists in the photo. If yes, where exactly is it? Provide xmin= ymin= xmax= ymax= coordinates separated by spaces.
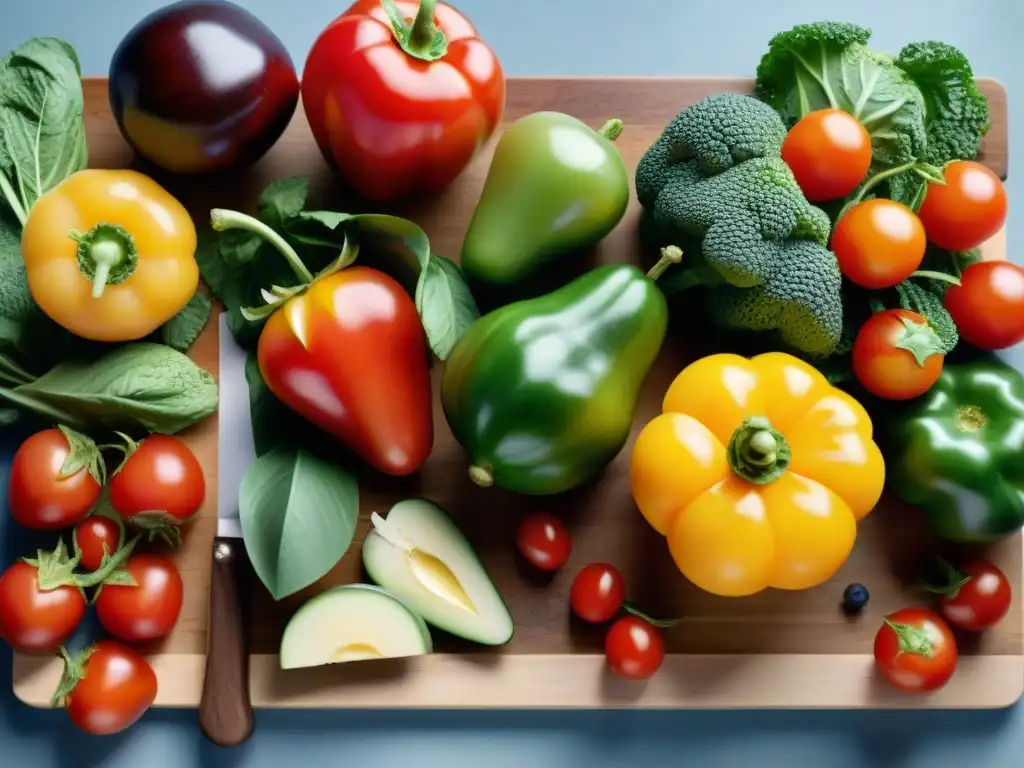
xmin=21 ymin=169 xmax=199 ymax=342
xmin=629 ymin=352 xmax=885 ymax=598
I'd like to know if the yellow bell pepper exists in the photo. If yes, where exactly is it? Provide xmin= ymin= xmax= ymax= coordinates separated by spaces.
xmin=629 ymin=352 xmax=885 ymax=598
xmin=21 ymin=169 xmax=198 ymax=342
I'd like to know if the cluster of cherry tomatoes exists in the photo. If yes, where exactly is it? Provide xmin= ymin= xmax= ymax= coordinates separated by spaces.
xmin=0 ymin=427 xmax=205 ymax=734
xmin=873 ymin=559 xmax=1011 ymax=694
xmin=516 ymin=512 xmax=668 ymax=681
xmin=783 ymin=108 xmax=1021 ymax=401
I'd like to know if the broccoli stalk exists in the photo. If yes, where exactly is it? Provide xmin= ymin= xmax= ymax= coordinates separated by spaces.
xmin=636 ymin=93 xmax=843 ymax=357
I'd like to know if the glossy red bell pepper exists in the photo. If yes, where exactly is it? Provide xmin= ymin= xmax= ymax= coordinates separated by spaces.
xmin=256 ymin=265 xmax=434 ymax=476
xmin=301 ymin=0 xmax=505 ymax=202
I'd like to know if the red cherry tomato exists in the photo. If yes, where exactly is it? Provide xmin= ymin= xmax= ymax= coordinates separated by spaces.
xmin=0 ymin=561 xmax=85 ymax=653
xmin=516 ymin=512 xmax=572 ymax=570
xmin=605 ymin=616 xmax=665 ymax=681
xmin=944 ymin=261 xmax=1024 ymax=350
xmin=109 ymin=435 xmax=205 ymax=535
xmin=852 ymin=309 xmax=944 ymax=400
xmin=571 ymin=563 xmax=626 ymax=623
xmin=95 ymin=554 xmax=184 ymax=642
xmin=917 ymin=161 xmax=1007 ymax=251
xmin=873 ymin=607 xmax=958 ymax=693
xmin=781 ymin=108 xmax=872 ymax=202
xmin=8 ymin=428 xmax=102 ymax=531
xmin=301 ymin=0 xmax=505 ymax=202
xmin=74 ymin=516 xmax=123 ymax=572
xmin=62 ymin=641 xmax=157 ymax=735
xmin=936 ymin=561 xmax=1012 ymax=632
xmin=832 ymin=199 xmax=926 ymax=289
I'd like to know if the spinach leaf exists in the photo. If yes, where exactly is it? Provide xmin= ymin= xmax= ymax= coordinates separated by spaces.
xmin=415 ymin=255 xmax=480 ymax=360
xmin=258 ymin=175 xmax=308 ymax=231
xmin=239 ymin=448 xmax=358 ymax=600
xmin=0 ymin=211 xmax=31 ymax=348
xmin=0 ymin=342 xmax=218 ymax=434
xmin=0 ymin=37 xmax=87 ymax=226
xmin=159 ymin=292 xmax=212 ymax=352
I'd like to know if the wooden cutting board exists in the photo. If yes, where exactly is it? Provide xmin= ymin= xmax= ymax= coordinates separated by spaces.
xmin=12 ymin=76 xmax=1021 ymax=709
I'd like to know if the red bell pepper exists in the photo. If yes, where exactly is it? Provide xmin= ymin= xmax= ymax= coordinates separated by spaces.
xmin=301 ymin=0 xmax=505 ymax=202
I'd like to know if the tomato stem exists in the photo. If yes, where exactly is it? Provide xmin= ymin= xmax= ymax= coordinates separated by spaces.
xmin=597 ymin=119 xmax=624 ymax=142
xmin=919 ymin=557 xmax=972 ymax=598
xmin=622 ymin=600 xmax=682 ymax=628
xmin=838 ymin=160 xmax=920 ymax=221
xmin=883 ymin=617 xmax=935 ymax=658
xmin=211 ymin=209 xmax=314 ymax=284
xmin=909 ymin=269 xmax=961 ymax=287
xmin=646 ymin=245 xmax=683 ymax=281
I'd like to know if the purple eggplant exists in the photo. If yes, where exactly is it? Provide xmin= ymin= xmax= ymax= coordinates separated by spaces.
xmin=109 ymin=0 xmax=299 ymax=174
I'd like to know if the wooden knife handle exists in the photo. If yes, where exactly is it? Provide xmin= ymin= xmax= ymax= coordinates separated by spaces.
xmin=199 ymin=536 xmax=255 ymax=747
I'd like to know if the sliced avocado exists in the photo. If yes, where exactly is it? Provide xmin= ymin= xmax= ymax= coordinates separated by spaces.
xmin=279 ymin=583 xmax=432 ymax=670
xmin=362 ymin=498 xmax=514 ymax=646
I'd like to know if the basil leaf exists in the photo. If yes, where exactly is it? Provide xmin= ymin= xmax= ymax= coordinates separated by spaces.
xmin=239 ymin=448 xmax=358 ymax=600
xmin=159 ymin=292 xmax=212 ymax=352
xmin=0 ymin=38 xmax=87 ymax=225
xmin=415 ymin=254 xmax=480 ymax=360
xmin=0 ymin=342 xmax=218 ymax=433
xmin=258 ymin=176 xmax=308 ymax=231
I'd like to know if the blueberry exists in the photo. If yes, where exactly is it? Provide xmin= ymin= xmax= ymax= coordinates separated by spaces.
xmin=842 ymin=583 xmax=870 ymax=612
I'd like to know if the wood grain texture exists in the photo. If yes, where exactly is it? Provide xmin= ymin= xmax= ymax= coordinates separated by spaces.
xmin=12 ymin=76 xmax=1020 ymax=709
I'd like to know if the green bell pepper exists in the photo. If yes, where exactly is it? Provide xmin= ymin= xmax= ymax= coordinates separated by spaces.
xmin=885 ymin=356 xmax=1024 ymax=543
xmin=441 ymin=261 xmax=669 ymax=496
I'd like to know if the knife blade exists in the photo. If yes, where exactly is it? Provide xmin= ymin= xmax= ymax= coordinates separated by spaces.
xmin=198 ymin=313 xmax=256 ymax=747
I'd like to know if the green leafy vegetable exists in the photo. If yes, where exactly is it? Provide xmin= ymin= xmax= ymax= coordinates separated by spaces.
xmin=635 ymin=92 xmax=842 ymax=357
xmin=0 ymin=37 xmax=88 ymax=227
xmin=0 ymin=342 xmax=218 ymax=434
xmin=159 ymin=292 xmax=212 ymax=352
xmin=199 ymin=175 xmax=480 ymax=361
xmin=239 ymin=448 xmax=359 ymax=601
xmin=754 ymin=22 xmax=989 ymax=208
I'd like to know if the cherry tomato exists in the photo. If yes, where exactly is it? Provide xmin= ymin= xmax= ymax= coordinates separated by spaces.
xmin=937 ymin=561 xmax=1012 ymax=632
xmin=95 ymin=554 xmax=184 ymax=642
xmin=852 ymin=309 xmax=944 ymax=400
xmin=8 ymin=428 xmax=102 ymax=531
xmin=74 ymin=516 xmax=123 ymax=572
xmin=62 ymin=641 xmax=157 ymax=735
xmin=516 ymin=512 xmax=572 ymax=571
xmin=109 ymin=435 xmax=205 ymax=532
xmin=605 ymin=616 xmax=665 ymax=681
xmin=571 ymin=563 xmax=626 ymax=623
xmin=874 ymin=607 xmax=958 ymax=693
xmin=832 ymin=199 xmax=926 ymax=289
xmin=917 ymin=161 xmax=1007 ymax=251
xmin=781 ymin=108 xmax=872 ymax=202
xmin=944 ymin=261 xmax=1024 ymax=350
xmin=0 ymin=561 xmax=85 ymax=653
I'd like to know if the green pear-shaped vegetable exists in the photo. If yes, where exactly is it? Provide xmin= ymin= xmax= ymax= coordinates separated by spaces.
xmin=442 ymin=255 xmax=676 ymax=495
xmin=460 ymin=111 xmax=629 ymax=287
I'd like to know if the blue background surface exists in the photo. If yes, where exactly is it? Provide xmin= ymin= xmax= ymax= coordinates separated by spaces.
xmin=2 ymin=0 xmax=1023 ymax=765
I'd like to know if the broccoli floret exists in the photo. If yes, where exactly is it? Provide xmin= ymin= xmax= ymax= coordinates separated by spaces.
xmin=896 ymin=41 xmax=991 ymax=164
xmin=636 ymin=92 xmax=843 ymax=356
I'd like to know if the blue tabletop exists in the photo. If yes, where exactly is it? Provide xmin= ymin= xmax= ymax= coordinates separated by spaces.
xmin=3 ymin=0 xmax=1024 ymax=765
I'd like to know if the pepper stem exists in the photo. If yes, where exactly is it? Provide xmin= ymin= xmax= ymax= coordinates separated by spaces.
xmin=646 ymin=245 xmax=683 ymax=281
xmin=468 ymin=464 xmax=494 ymax=488
xmin=726 ymin=417 xmax=791 ymax=484
xmin=210 ymin=209 xmax=314 ymax=284
xmin=597 ymin=119 xmax=624 ymax=141
xmin=69 ymin=223 xmax=139 ymax=299
xmin=410 ymin=0 xmax=438 ymax=50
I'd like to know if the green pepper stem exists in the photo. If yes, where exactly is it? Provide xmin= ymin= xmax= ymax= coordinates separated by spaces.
xmin=468 ymin=464 xmax=494 ymax=488
xmin=910 ymin=269 xmax=961 ymax=287
xmin=727 ymin=417 xmax=791 ymax=484
xmin=211 ymin=209 xmax=314 ymax=284
xmin=69 ymin=223 xmax=139 ymax=299
xmin=409 ymin=0 xmax=438 ymax=51
xmin=646 ymin=245 xmax=683 ymax=281
xmin=597 ymin=119 xmax=624 ymax=141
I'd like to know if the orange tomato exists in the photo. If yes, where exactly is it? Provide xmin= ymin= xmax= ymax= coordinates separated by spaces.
xmin=781 ymin=108 xmax=872 ymax=202
xmin=852 ymin=309 xmax=945 ymax=400
xmin=831 ymin=199 xmax=926 ymax=289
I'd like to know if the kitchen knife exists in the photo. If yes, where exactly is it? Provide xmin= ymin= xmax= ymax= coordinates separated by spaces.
xmin=199 ymin=313 xmax=257 ymax=747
